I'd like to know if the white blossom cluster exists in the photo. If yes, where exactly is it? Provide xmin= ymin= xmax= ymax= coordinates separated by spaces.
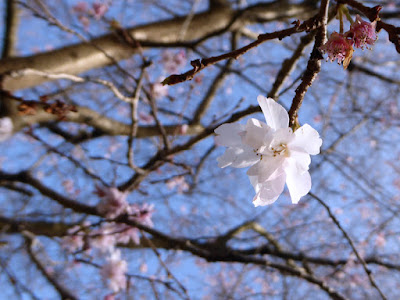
xmin=215 ymin=96 xmax=322 ymax=206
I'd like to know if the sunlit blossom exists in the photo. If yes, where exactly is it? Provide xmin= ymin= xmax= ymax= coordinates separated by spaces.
xmin=215 ymin=96 xmax=322 ymax=205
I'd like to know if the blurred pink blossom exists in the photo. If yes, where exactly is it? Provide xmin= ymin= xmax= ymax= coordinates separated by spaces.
xmin=375 ymin=233 xmax=386 ymax=248
xmin=95 ymin=222 xmax=140 ymax=246
xmin=79 ymin=16 xmax=90 ymax=29
xmin=101 ymin=250 xmax=128 ymax=292
xmin=393 ymin=178 xmax=400 ymax=190
xmin=139 ymin=112 xmax=154 ymax=124
xmin=313 ymin=115 xmax=322 ymax=123
xmin=72 ymin=2 xmax=88 ymax=14
xmin=151 ymin=82 xmax=169 ymax=99
xmin=389 ymin=101 xmax=398 ymax=116
xmin=115 ymin=225 xmax=140 ymax=245
xmin=177 ymin=124 xmax=188 ymax=135
xmin=62 ymin=179 xmax=76 ymax=195
xmin=92 ymin=2 xmax=108 ymax=19
xmin=103 ymin=294 xmax=115 ymax=300
xmin=162 ymin=50 xmax=187 ymax=74
xmin=91 ymin=203 xmax=154 ymax=248
xmin=166 ymin=176 xmax=189 ymax=194
xmin=128 ymin=203 xmax=155 ymax=227
xmin=0 ymin=117 xmax=13 ymax=142
xmin=61 ymin=235 xmax=84 ymax=253
xmin=61 ymin=225 xmax=84 ymax=253
xmin=96 ymin=186 xmax=129 ymax=219
xmin=139 ymin=263 xmax=148 ymax=273
xmin=90 ymin=224 xmax=117 ymax=251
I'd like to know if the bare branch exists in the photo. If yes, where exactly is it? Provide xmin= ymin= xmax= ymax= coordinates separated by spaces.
xmin=24 ymin=232 xmax=78 ymax=300
xmin=310 ymin=192 xmax=387 ymax=300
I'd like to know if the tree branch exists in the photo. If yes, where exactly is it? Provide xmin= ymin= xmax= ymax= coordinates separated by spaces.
xmin=0 ymin=1 xmax=316 ymax=91
xmin=24 ymin=232 xmax=78 ymax=300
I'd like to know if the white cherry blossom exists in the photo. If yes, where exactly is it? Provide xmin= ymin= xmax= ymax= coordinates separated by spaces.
xmin=215 ymin=95 xmax=322 ymax=206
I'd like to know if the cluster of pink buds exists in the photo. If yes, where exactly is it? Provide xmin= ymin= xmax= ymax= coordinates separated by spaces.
xmin=72 ymin=2 xmax=108 ymax=28
xmin=320 ymin=15 xmax=377 ymax=68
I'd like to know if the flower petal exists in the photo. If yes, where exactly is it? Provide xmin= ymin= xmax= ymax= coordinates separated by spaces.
xmin=232 ymin=147 xmax=259 ymax=168
xmin=290 ymin=124 xmax=322 ymax=155
xmin=214 ymin=123 xmax=245 ymax=147
xmin=286 ymin=151 xmax=311 ymax=173
xmin=242 ymin=118 xmax=273 ymax=150
xmin=257 ymin=95 xmax=289 ymax=130
xmin=285 ymin=162 xmax=312 ymax=204
xmin=246 ymin=155 xmax=285 ymax=182
xmin=217 ymin=147 xmax=258 ymax=168
xmin=251 ymin=174 xmax=286 ymax=206
xmin=217 ymin=148 xmax=237 ymax=168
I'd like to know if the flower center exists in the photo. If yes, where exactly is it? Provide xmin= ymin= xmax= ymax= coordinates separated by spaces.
xmin=271 ymin=143 xmax=288 ymax=157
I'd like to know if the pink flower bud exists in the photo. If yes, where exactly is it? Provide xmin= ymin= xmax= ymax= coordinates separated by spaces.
xmin=347 ymin=15 xmax=377 ymax=49
xmin=320 ymin=32 xmax=354 ymax=69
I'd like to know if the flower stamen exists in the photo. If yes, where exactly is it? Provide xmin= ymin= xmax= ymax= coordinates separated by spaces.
xmin=272 ymin=143 xmax=289 ymax=157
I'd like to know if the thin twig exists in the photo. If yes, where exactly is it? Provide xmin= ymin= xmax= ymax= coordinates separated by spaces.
xmin=310 ymin=192 xmax=387 ymax=300
xmin=9 ymin=68 xmax=135 ymax=103
xmin=139 ymin=230 xmax=190 ymax=300
xmin=23 ymin=231 xmax=78 ymax=300
xmin=127 ymin=63 xmax=147 ymax=172
xmin=162 ymin=13 xmax=326 ymax=86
